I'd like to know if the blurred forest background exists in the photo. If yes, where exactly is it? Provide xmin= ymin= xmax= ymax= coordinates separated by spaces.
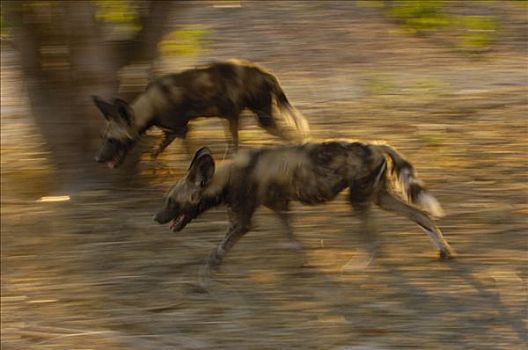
xmin=1 ymin=1 xmax=527 ymax=349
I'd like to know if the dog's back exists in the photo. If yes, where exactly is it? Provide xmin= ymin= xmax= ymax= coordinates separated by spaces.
xmin=144 ymin=60 xmax=273 ymax=116
xmin=215 ymin=141 xmax=386 ymax=207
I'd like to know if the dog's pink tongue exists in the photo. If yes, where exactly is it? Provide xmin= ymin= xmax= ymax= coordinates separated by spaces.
xmin=169 ymin=219 xmax=178 ymax=231
xmin=106 ymin=161 xmax=116 ymax=169
xmin=169 ymin=216 xmax=184 ymax=231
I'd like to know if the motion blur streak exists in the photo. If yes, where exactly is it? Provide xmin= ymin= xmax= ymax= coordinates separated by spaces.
xmin=1 ymin=1 xmax=526 ymax=349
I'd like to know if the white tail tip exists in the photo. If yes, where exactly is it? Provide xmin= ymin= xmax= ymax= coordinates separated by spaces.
xmin=417 ymin=192 xmax=445 ymax=218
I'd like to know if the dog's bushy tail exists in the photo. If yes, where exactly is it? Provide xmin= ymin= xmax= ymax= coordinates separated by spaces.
xmin=267 ymin=75 xmax=310 ymax=142
xmin=379 ymin=144 xmax=445 ymax=217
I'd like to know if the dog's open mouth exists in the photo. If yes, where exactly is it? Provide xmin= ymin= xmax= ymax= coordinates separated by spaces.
xmin=106 ymin=158 xmax=119 ymax=169
xmin=169 ymin=213 xmax=191 ymax=232
xmin=106 ymin=150 xmax=126 ymax=169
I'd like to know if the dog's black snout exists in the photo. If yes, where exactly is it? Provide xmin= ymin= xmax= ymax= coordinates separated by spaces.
xmin=153 ymin=211 xmax=172 ymax=224
xmin=94 ymin=151 xmax=106 ymax=163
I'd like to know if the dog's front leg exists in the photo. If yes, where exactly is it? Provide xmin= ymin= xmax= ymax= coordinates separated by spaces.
xmin=197 ymin=222 xmax=251 ymax=291
xmin=273 ymin=207 xmax=303 ymax=250
xmin=350 ymin=201 xmax=380 ymax=257
xmin=227 ymin=118 xmax=239 ymax=153
xmin=208 ymin=221 xmax=251 ymax=268
xmin=152 ymin=126 xmax=191 ymax=158
xmin=197 ymin=223 xmax=248 ymax=291
xmin=151 ymin=131 xmax=178 ymax=158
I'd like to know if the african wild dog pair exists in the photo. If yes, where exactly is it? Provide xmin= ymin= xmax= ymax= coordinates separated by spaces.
xmin=94 ymin=59 xmax=455 ymax=269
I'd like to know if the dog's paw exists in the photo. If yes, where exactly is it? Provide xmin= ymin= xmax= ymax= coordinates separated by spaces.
xmin=439 ymin=249 xmax=456 ymax=260
xmin=207 ymin=250 xmax=223 ymax=268
xmin=341 ymin=252 xmax=376 ymax=271
xmin=185 ymin=281 xmax=210 ymax=294
xmin=278 ymin=240 xmax=304 ymax=251
xmin=195 ymin=262 xmax=215 ymax=293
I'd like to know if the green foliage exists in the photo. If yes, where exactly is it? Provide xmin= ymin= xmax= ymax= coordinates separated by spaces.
xmin=512 ymin=0 xmax=528 ymax=9
xmin=511 ymin=0 xmax=528 ymax=9
xmin=419 ymin=132 xmax=448 ymax=146
xmin=95 ymin=0 xmax=141 ymax=34
xmin=387 ymin=1 xmax=449 ymax=34
xmin=25 ymin=1 xmax=58 ymax=9
xmin=386 ymin=1 xmax=497 ymax=52
xmin=355 ymin=0 xmax=385 ymax=8
xmin=453 ymin=15 xmax=497 ymax=50
xmin=363 ymin=71 xmax=394 ymax=95
xmin=159 ymin=26 xmax=212 ymax=57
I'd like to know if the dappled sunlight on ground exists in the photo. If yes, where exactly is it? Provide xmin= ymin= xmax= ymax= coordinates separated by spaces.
xmin=1 ymin=1 xmax=527 ymax=349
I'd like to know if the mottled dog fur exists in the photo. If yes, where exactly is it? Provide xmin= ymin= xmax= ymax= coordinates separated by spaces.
xmin=92 ymin=59 xmax=309 ymax=168
xmin=154 ymin=141 xmax=455 ymax=269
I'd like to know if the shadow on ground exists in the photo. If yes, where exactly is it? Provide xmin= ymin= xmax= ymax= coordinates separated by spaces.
xmin=1 ymin=2 xmax=527 ymax=349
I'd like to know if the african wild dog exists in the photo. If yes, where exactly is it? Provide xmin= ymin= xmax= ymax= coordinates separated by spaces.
xmin=92 ymin=59 xmax=309 ymax=168
xmin=154 ymin=141 xmax=455 ymax=270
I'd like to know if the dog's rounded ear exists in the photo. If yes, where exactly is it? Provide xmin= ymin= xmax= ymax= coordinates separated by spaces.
xmin=189 ymin=147 xmax=212 ymax=169
xmin=113 ymin=98 xmax=133 ymax=126
xmin=188 ymin=147 xmax=215 ymax=187
xmin=92 ymin=96 xmax=114 ymax=120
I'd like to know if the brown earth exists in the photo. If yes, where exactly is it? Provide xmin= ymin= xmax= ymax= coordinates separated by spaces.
xmin=1 ymin=2 xmax=527 ymax=349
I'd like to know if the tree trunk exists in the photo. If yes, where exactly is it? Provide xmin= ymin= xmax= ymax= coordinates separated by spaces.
xmin=3 ymin=0 xmax=174 ymax=195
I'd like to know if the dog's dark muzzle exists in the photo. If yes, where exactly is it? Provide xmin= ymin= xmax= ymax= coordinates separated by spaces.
xmin=95 ymin=138 xmax=133 ymax=168
xmin=154 ymin=207 xmax=194 ymax=232
xmin=153 ymin=209 xmax=173 ymax=224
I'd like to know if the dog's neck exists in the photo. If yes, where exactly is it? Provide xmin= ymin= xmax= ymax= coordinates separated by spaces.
xmin=129 ymin=93 xmax=156 ymax=139
xmin=191 ymin=167 xmax=231 ymax=217
xmin=202 ymin=163 xmax=232 ymax=201
xmin=200 ymin=151 xmax=260 ymax=207
xmin=195 ymin=191 xmax=225 ymax=217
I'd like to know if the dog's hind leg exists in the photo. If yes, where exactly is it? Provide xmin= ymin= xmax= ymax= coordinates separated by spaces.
xmin=253 ymin=95 xmax=291 ymax=141
xmin=349 ymin=186 xmax=380 ymax=259
xmin=351 ymin=202 xmax=380 ymax=256
xmin=256 ymin=111 xmax=283 ymax=138
xmin=226 ymin=117 xmax=239 ymax=154
xmin=270 ymin=202 xmax=303 ymax=250
xmin=376 ymin=190 xmax=455 ymax=259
